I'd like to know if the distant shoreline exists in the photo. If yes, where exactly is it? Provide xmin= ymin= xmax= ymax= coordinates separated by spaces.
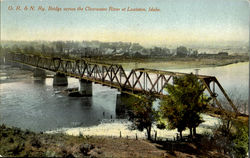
xmin=106 ymin=56 xmax=249 ymax=70
xmin=0 ymin=58 xmax=248 ymax=83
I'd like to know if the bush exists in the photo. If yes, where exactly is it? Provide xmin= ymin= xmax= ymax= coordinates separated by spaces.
xmin=231 ymin=123 xmax=248 ymax=158
xmin=213 ymin=117 xmax=249 ymax=158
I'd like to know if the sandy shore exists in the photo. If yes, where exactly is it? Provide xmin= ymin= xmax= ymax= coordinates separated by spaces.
xmin=46 ymin=114 xmax=220 ymax=140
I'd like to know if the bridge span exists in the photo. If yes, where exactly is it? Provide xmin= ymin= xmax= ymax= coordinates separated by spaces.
xmin=3 ymin=52 xmax=238 ymax=114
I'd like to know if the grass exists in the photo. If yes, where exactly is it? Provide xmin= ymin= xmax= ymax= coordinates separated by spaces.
xmin=0 ymin=124 xmax=231 ymax=157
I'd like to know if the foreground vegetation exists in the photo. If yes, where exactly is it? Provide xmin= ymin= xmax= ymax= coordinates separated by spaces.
xmin=1 ymin=123 xmax=247 ymax=158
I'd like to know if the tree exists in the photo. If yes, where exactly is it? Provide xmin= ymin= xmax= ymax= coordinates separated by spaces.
xmin=127 ymin=94 xmax=158 ymax=140
xmin=23 ymin=46 xmax=35 ymax=54
xmin=12 ymin=44 xmax=21 ymax=53
xmin=160 ymin=74 xmax=210 ymax=138
xmin=176 ymin=46 xmax=188 ymax=57
xmin=41 ymin=44 xmax=46 ymax=54
xmin=134 ymin=52 xmax=143 ymax=58
xmin=28 ymin=46 xmax=35 ymax=54
xmin=55 ymin=41 xmax=64 ymax=53
xmin=160 ymin=95 xmax=187 ymax=139
xmin=213 ymin=116 xmax=249 ymax=157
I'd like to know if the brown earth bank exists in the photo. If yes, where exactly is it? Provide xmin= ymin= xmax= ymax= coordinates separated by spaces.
xmin=0 ymin=125 xmax=229 ymax=158
xmin=92 ymin=56 xmax=249 ymax=70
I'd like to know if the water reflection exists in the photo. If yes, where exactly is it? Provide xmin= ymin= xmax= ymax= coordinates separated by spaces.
xmin=33 ymin=78 xmax=46 ymax=84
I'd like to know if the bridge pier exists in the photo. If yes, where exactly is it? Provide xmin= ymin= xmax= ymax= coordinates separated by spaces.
xmin=33 ymin=68 xmax=46 ymax=78
xmin=53 ymin=73 xmax=68 ymax=86
xmin=116 ymin=93 xmax=129 ymax=115
xmin=79 ymin=79 xmax=92 ymax=96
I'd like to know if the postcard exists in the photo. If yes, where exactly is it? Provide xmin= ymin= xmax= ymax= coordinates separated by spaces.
xmin=0 ymin=0 xmax=249 ymax=157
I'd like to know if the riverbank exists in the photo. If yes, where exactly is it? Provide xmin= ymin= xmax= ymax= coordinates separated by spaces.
xmin=46 ymin=114 xmax=219 ymax=139
xmin=106 ymin=56 xmax=249 ymax=70
xmin=0 ymin=124 xmax=228 ymax=157
xmin=0 ymin=65 xmax=33 ymax=83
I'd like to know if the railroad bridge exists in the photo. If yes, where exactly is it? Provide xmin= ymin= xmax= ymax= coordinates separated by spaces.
xmin=3 ymin=52 xmax=239 ymax=115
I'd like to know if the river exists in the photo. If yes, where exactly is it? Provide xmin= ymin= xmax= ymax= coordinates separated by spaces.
xmin=0 ymin=62 xmax=248 ymax=138
xmin=164 ymin=62 xmax=249 ymax=100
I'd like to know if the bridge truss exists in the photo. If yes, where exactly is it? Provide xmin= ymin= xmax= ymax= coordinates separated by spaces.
xmin=4 ymin=52 xmax=238 ymax=114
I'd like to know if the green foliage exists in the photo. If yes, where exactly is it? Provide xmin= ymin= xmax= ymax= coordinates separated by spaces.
xmin=213 ymin=118 xmax=249 ymax=158
xmin=231 ymin=123 xmax=249 ymax=158
xmin=160 ymin=74 xmax=210 ymax=138
xmin=127 ymin=94 xmax=158 ymax=140
xmin=160 ymin=95 xmax=186 ymax=133
xmin=176 ymin=46 xmax=188 ymax=57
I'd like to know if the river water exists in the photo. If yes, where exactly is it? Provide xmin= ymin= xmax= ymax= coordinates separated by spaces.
xmin=0 ymin=71 xmax=119 ymax=132
xmin=164 ymin=62 xmax=249 ymax=100
xmin=0 ymin=62 xmax=248 ymax=138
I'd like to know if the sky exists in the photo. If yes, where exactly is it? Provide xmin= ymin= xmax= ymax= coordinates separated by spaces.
xmin=1 ymin=0 xmax=249 ymax=47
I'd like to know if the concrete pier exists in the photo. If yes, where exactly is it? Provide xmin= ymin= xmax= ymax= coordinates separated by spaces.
xmin=116 ymin=93 xmax=127 ymax=115
xmin=33 ymin=68 xmax=46 ymax=78
xmin=79 ymin=79 xmax=92 ymax=96
xmin=116 ymin=93 xmax=138 ymax=117
xmin=53 ymin=73 xmax=68 ymax=86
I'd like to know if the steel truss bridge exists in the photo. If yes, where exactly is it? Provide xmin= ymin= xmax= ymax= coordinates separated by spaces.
xmin=4 ymin=52 xmax=238 ymax=115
